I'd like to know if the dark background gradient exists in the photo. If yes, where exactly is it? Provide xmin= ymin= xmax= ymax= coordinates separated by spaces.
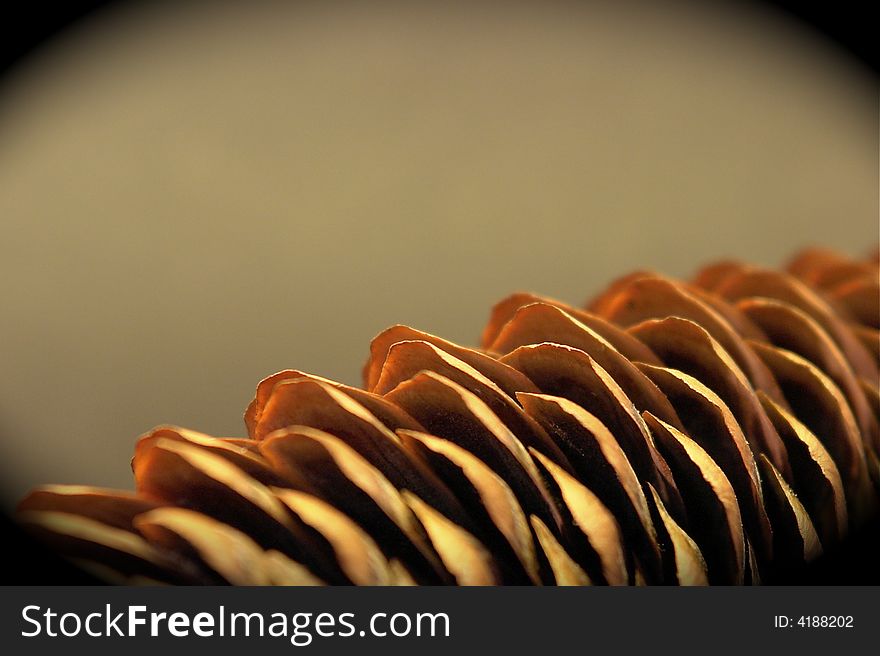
xmin=1 ymin=0 xmax=877 ymax=583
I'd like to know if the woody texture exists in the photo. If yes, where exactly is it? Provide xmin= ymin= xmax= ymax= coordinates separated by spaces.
xmin=16 ymin=247 xmax=880 ymax=585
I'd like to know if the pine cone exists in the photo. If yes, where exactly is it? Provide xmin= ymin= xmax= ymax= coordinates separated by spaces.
xmin=16 ymin=248 xmax=880 ymax=585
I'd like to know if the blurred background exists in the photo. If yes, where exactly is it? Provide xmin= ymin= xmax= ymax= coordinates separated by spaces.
xmin=0 ymin=0 xmax=876 ymax=511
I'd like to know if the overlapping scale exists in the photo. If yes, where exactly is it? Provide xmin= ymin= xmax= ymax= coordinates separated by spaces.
xmin=16 ymin=247 xmax=879 ymax=584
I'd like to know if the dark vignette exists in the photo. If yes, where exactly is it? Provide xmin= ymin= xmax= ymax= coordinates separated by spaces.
xmin=0 ymin=0 xmax=876 ymax=585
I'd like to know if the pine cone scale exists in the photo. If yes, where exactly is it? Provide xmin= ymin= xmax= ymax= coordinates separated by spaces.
xmin=15 ymin=247 xmax=880 ymax=585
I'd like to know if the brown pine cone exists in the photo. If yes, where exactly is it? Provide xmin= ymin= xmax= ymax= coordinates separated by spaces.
xmin=16 ymin=247 xmax=880 ymax=585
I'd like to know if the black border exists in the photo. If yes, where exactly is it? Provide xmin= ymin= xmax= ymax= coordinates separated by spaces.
xmin=1 ymin=0 xmax=877 ymax=585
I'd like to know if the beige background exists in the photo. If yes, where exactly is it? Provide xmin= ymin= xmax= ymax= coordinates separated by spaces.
xmin=0 ymin=0 xmax=876 ymax=509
